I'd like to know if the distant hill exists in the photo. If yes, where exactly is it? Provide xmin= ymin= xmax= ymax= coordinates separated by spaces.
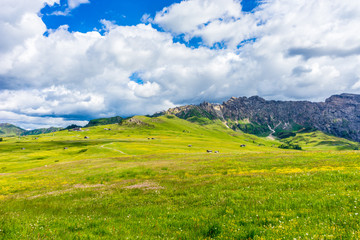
xmin=164 ymin=93 xmax=360 ymax=142
xmin=0 ymin=123 xmax=26 ymax=137
xmin=22 ymin=127 xmax=63 ymax=136
xmin=0 ymin=116 xmax=123 ymax=137
xmin=0 ymin=123 xmax=63 ymax=137
xmin=85 ymin=116 xmax=123 ymax=127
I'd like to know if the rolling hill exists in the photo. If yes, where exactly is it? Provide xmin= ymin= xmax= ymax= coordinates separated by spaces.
xmin=0 ymin=123 xmax=25 ymax=136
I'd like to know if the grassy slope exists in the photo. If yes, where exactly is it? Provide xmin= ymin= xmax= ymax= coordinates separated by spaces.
xmin=0 ymin=123 xmax=25 ymax=137
xmin=0 ymin=116 xmax=360 ymax=239
xmin=282 ymin=131 xmax=360 ymax=150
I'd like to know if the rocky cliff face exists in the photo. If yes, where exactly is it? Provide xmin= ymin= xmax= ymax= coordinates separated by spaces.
xmin=166 ymin=93 xmax=360 ymax=142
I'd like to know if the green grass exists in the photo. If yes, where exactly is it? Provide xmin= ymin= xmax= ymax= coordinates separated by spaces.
xmin=282 ymin=131 xmax=360 ymax=150
xmin=0 ymin=116 xmax=360 ymax=239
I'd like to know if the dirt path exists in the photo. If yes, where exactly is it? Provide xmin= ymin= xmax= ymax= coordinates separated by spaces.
xmin=100 ymin=142 xmax=127 ymax=154
xmin=267 ymin=123 xmax=281 ymax=140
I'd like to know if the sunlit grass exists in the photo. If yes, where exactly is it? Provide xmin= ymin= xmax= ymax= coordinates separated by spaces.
xmin=283 ymin=131 xmax=360 ymax=150
xmin=0 ymin=116 xmax=359 ymax=239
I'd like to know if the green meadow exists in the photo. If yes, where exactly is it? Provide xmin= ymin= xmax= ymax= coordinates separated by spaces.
xmin=0 ymin=115 xmax=360 ymax=239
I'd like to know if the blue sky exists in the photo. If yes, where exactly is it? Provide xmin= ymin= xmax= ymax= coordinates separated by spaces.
xmin=1 ymin=0 xmax=360 ymax=129
xmin=41 ymin=0 xmax=183 ymax=33
xmin=41 ymin=0 xmax=260 ymax=36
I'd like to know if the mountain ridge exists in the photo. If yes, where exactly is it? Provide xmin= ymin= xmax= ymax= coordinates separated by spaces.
xmin=164 ymin=93 xmax=360 ymax=142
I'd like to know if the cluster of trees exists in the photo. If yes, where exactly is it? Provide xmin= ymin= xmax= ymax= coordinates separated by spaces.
xmin=278 ymin=143 xmax=302 ymax=150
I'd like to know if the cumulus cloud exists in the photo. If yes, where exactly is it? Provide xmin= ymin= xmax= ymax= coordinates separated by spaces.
xmin=50 ymin=0 xmax=90 ymax=16
xmin=1 ymin=0 xmax=360 ymax=129
xmin=154 ymin=0 xmax=242 ymax=33
xmin=128 ymin=81 xmax=161 ymax=98
xmin=152 ymin=0 xmax=259 ymax=47
xmin=0 ymin=0 xmax=59 ymax=54
xmin=68 ymin=0 xmax=90 ymax=9
xmin=0 ymin=86 xmax=105 ymax=117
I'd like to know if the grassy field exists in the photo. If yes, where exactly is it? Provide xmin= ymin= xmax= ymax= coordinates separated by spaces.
xmin=0 ymin=115 xmax=360 ymax=239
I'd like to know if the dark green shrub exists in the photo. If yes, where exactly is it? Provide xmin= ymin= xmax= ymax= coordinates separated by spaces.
xmin=279 ymin=144 xmax=302 ymax=150
xmin=275 ymin=131 xmax=296 ymax=139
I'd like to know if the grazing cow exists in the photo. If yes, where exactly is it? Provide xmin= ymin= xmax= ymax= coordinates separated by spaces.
xmin=84 ymin=136 xmax=89 ymax=139
xmin=240 ymin=144 xmax=246 ymax=147
xmin=214 ymin=151 xmax=219 ymax=153
xmin=188 ymin=145 xmax=192 ymax=147
xmin=206 ymin=150 xmax=212 ymax=153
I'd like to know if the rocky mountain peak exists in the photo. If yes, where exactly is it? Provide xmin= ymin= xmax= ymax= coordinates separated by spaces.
xmin=325 ymin=93 xmax=360 ymax=105
xmin=248 ymin=96 xmax=266 ymax=102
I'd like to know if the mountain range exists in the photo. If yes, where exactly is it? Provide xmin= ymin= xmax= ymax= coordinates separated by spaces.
xmin=1 ymin=93 xmax=360 ymax=142
xmin=164 ymin=93 xmax=360 ymax=142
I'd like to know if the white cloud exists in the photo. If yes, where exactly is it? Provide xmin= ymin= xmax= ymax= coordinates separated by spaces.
xmin=128 ymin=81 xmax=161 ymax=98
xmin=154 ymin=0 xmax=242 ymax=34
xmin=0 ymin=111 xmax=87 ymax=130
xmin=68 ymin=0 xmax=90 ymax=9
xmin=141 ymin=14 xmax=151 ymax=23
xmin=0 ymin=86 xmax=105 ymax=117
xmin=153 ymin=0 xmax=260 ymax=48
xmin=0 ymin=0 xmax=59 ymax=54
xmin=351 ymin=79 xmax=360 ymax=90
xmin=49 ymin=0 xmax=90 ymax=16
xmin=1 ymin=0 xmax=360 ymax=128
